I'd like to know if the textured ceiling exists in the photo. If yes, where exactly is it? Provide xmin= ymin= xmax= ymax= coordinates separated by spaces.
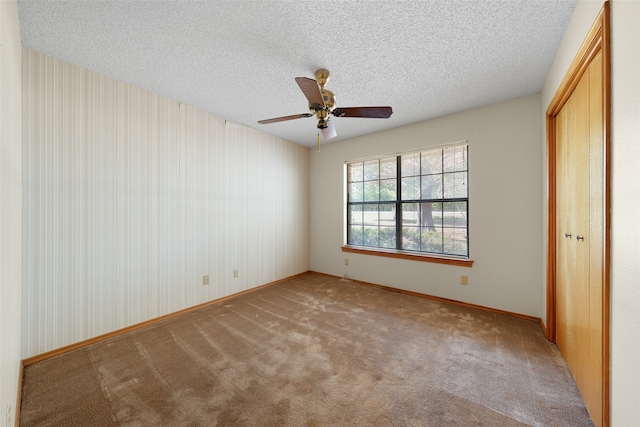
xmin=17 ymin=0 xmax=577 ymax=147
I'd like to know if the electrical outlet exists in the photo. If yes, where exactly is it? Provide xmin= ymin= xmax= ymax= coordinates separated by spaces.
xmin=344 ymin=258 xmax=349 ymax=266
xmin=233 ymin=269 xmax=239 ymax=278
xmin=460 ymin=275 xmax=468 ymax=285
xmin=202 ymin=275 xmax=210 ymax=286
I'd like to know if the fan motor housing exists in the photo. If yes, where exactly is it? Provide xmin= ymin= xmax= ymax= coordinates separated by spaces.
xmin=309 ymin=89 xmax=335 ymax=113
xmin=322 ymin=90 xmax=335 ymax=111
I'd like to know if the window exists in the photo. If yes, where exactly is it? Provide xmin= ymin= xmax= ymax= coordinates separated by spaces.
xmin=346 ymin=144 xmax=468 ymax=258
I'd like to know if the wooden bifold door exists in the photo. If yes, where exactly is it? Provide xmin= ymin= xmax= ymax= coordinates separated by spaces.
xmin=555 ymin=48 xmax=604 ymax=425
xmin=546 ymin=3 xmax=610 ymax=427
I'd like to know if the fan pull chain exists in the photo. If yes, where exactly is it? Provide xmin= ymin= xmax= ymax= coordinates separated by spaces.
xmin=317 ymin=132 xmax=320 ymax=152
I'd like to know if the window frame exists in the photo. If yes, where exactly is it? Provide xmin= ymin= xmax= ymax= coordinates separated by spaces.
xmin=343 ymin=143 xmax=472 ymax=266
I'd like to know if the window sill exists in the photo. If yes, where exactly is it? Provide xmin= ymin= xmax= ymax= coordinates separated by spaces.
xmin=341 ymin=246 xmax=473 ymax=267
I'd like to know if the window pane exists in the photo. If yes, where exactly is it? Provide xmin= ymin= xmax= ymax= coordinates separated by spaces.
xmin=348 ymin=162 xmax=363 ymax=182
xmin=363 ymin=204 xmax=379 ymax=226
xmin=349 ymin=182 xmax=363 ymax=202
xmin=363 ymin=226 xmax=379 ymax=247
xmin=443 ymin=147 xmax=456 ymax=172
xmin=346 ymin=143 xmax=467 ymax=258
xmin=401 ymin=177 xmax=420 ymax=200
xmin=401 ymin=153 xmax=420 ymax=177
xmin=380 ymin=179 xmax=396 ymax=201
xmin=421 ymin=228 xmax=443 ymax=253
xmin=443 ymin=201 xmax=467 ymax=228
xmin=349 ymin=205 xmax=363 ymax=225
xmin=364 ymin=160 xmax=379 ymax=181
xmin=349 ymin=225 xmax=363 ymax=246
xmin=420 ymin=202 xmax=442 ymax=228
xmin=443 ymin=227 xmax=467 ymax=256
xmin=442 ymin=203 xmax=456 ymax=228
xmin=454 ymin=145 xmax=468 ymax=171
xmin=380 ymin=227 xmax=396 ymax=248
xmin=421 ymin=174 xmax=442 ymax=199
xmin=443 ymin=146 xmax=467 ymax=172
xmin=402 ymin=227 xmax=420 ymax=250
xmin=380 ymin=157 xmax=397 ymax=179
xmin=443 ymin=171 xmax=467 ymax=198
xmin=455 ymin=202 xmax=467 ymax=228
xmin=402 ymin=203 xmax=419 ymax=226
xmin=421 ymin=150 xmax=442 ymax=174
xmin=364 ymin=181 xmax=379 ymax=202
xmin=379 ymin=203 xmax=395 ymax=225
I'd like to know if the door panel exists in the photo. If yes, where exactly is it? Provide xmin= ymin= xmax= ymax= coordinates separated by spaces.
xmin=555 ymin=51 xmax=604 ymax=427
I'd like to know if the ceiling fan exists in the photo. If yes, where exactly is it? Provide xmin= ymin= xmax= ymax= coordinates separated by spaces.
xmin=258 ymin=69 xmax=393 ymax=145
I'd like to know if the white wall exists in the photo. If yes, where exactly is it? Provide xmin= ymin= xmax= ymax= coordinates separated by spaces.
xmin=541 ymin=0 xmax=640 ymax=423
xmin=21 ymin=50 xmax=310 ymax=358
xmin=0 ymin=1 xmax=22 ymax=425
xmin=608 ymin=0 xmax=640 ymax=423
xmin=310 ymin=94 xmax=543 ymax=317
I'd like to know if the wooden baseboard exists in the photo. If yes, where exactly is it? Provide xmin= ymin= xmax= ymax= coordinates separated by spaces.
xmin=310 ymin=271 xmax=542 ymax=325
xmin=22 ymin=271 xmax=310 ymax=367
xmin=539 ymin=318 xmax=549 ymax=339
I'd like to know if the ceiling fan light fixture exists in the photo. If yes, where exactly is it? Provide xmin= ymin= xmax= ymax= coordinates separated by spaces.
xmin=321 ymin=119 xmax=337 ymax=139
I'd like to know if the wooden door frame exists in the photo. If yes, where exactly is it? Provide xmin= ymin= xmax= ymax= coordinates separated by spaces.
xmin=545 ymin=2 xmax=610 ymax=425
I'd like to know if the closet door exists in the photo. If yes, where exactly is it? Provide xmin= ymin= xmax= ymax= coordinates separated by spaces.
xmin=555 ymin=50 xmax=604 ymax=427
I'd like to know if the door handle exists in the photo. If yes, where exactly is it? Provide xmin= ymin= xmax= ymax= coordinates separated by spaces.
xmin=576 ymin=235 xmax=585 ymax=241
xmin=564 ymin=233 xmax=572 ymax=239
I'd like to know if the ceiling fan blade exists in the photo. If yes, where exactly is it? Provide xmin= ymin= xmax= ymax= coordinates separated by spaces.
xmin=332 ymin=106 xmax=393 ymax=118
xmin=258 ymin=113 xmax=313 ymax=125
xmin=321 ymin=119 xmax=337 ymax=140
xmin=295 ymin=77 xmax=325 ymax=108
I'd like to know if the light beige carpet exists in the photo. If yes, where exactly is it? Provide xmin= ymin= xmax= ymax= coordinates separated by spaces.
xmin=20 ymin=272 xmax=593 ymax=426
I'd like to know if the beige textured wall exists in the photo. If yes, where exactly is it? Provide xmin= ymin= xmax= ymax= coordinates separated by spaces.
xmin=21 ymin=49 xmax=310 ymax=358
xmin=310 ymin=94 xmax=543 ymax=317
xmin=0 ymin=1 xmax=22 ymax=425
xmin=541 ymin=0 xmax=640 ymax=423
xmin=608 ymin=0 xmax=640 ymax=423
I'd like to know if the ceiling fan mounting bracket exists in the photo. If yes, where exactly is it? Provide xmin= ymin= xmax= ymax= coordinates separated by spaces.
xmin=314 ymin=69 xmax=330 ymax=89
